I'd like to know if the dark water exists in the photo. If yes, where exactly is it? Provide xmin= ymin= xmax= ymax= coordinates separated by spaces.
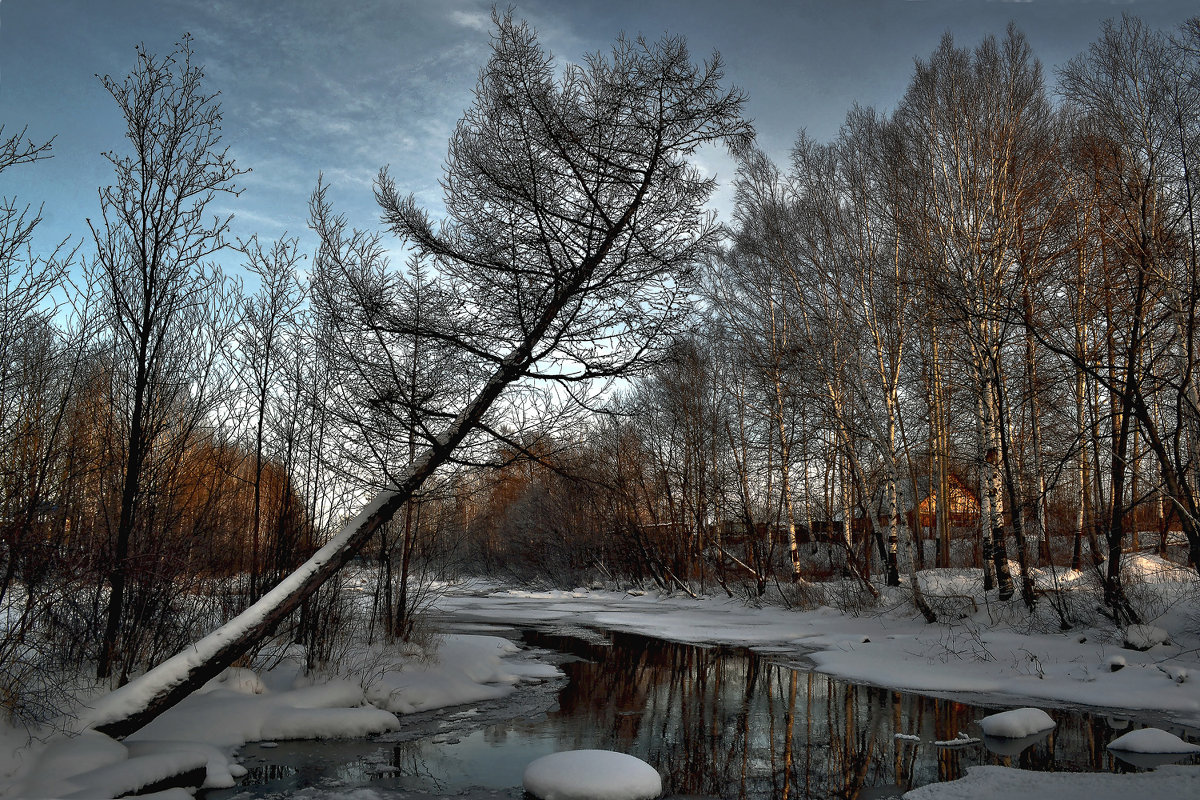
xmin=213 ymin=626 xmax=1200 ymax=799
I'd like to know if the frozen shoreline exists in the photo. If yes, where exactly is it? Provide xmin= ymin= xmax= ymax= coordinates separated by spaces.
xmin=431 ymin=577 xmax=1200 ymax=799
xmin=432 ymin=575 xmax=1200 ymax=731
xmin=3 ymin=567 xmax=1198 ymax=799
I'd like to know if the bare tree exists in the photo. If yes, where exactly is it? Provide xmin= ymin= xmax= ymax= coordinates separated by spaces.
xmin=235 ymin=236 xmax=305 ymax=598
xmin=1051 ymin=15 xmax=1200 ymax=603
xmin=0 ymin=128 xmax=65 ymax=606
xmin=87 ymin=35 xmax=247 ymax=681
xmin=892 ymin=26 xmax=1055 ymax=605
xmin=86 ymin=12 xmax=750 ymax=738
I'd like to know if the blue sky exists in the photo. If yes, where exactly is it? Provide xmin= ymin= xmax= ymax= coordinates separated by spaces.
xmin=2 ymin=0 xmax=1198 ymax=274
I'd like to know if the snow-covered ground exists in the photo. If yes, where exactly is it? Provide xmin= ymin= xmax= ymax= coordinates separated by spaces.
xmin=433 ymin=566 xmax=1200 ymax=729
xmin=902 ymin=764 xmax=1200 ymax=799
xmin=3 ymin=559 xmax=1199 ymax=798
xmin=0 ymin=634 xmax=561 ymax=798
xmin=424 ymin=565 xmax=1200 ymax=799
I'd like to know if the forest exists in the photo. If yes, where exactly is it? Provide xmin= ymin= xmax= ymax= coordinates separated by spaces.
xmin=3 ymin=10 xmax=1200 ymax=747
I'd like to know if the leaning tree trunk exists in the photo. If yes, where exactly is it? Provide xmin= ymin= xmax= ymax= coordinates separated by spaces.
xmin=87 ymin=328 xmax=546 ymax=739
xmin=85 ymin=212 xmax=620 ymax=736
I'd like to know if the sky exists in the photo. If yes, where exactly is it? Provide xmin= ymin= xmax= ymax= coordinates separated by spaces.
xmin=2 ymin=0 xmax=1198 ymax=277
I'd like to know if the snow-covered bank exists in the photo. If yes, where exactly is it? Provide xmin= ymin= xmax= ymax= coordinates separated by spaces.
xmin=901 ymin=764 xmax=1200 ymax=799
xmin=4 ymin=563 xmax=1197 ymax=798
xmin=364 ymin=634 xmax=562 ymax=714
xmin=432 ymin=568 xmax=1200 ymax=728
xmin=0 ymin=634 xmax=560 ymax=798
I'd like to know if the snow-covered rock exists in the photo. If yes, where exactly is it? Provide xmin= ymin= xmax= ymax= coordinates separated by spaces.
xmin=978 ymin=707 xmax=1056 ymax=738
xmin=1123 ymin=625 xmax=1170 ymax=651
xmin=1107 ymin=727 xmax=1200 ymax=755
xmin=523 ymin=750 xmax=662 ymax=800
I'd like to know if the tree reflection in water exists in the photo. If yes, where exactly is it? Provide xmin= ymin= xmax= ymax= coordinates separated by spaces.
xmin=213 ymin=629 xmax=1200 ymax=799
xmin=514 ymin=629 xmax=1200 ymax=799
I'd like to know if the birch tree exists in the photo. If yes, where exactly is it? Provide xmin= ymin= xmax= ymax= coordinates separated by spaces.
xmin=893 ymin=27 xmax=1054 ymax=603
xmin=1053 ymin=15 xmax=1200 ymax=599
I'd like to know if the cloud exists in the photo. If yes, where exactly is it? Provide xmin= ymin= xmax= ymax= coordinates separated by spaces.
xmin=449 ymin=9 xmax=492 ymax=32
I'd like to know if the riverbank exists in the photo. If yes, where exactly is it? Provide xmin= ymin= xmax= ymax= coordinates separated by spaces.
xmin=428 ymin=569 xmax=1200 ymax=799
xmin=0 ymin=633 xmax=563 ymax=798
xmin=3 ymin=561 xmax=1198 ymax=798
xmin=434 ymin=564 xmax=1200 ymax=729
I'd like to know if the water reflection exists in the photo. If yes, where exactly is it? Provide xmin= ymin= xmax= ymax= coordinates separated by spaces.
xmin=210 ymin=628 xmax=1200 ymax=799
xmin=502 ymin=629 xmax=1200 ymax=798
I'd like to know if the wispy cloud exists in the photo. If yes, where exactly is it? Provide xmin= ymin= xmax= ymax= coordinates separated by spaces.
xmin=449 ymin=9 xmax=492 ymax=32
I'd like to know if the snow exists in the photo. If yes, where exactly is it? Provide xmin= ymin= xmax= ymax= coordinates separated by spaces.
xmin=978 ymin=708 xmax=1056 ymax=738
xmin=127 ymin=740 xmax=246 ymax=788
xmin=432 ymin=575 xmax=1200 ymax=728
xmin=523 ymin=750 xmax=662 ymax=800
xmin=364 ymin=634 xmax=562 ymax=714
xmin=125 ymin=678 xmax=399 ymax=749
xmin=1107 ymin=727 xmax=1200 ymax=754
xmin=1123 ymin=624 xmax=1170 ymax=651
xmin=2 ymin=632 xmax=559 ymax=798
xmin=12 ymin=730 xmax=128 ymax=797
xmin=902 ymin=765 xmax=1200 ymax=799
xmin=6 ymin=568 xmax=1200 ymax=797
xmin=201 ymin=666 xmax=265 ymax=695
xmin=78 ymin=479 xmax=411 ymax=733
xmin=13 ymin=732 xmax=210 ymax=799
xmin=933 ymin=734 xmax=979 ymax=747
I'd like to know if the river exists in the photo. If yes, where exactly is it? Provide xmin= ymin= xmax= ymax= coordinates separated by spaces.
xmin=208 ymin=622 xmax=1200 ymax=799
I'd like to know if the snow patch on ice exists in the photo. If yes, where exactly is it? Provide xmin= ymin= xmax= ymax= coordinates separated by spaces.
xmin=934 ymin=733 xmax=979 ymax=747
xmin=977 ymin=708 xmax=1056 ymax=738
xmin=364 ymin=634 xmax=562 ymax=714
xmin=523 ymin=750 xmax=662 ymax=800
xmin=1107 ymin=727 xmax=1200 ymax=755
xmin=126 ymin=678 xmax=398 ymax=748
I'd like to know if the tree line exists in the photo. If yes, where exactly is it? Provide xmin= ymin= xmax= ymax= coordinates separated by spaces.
xmin=458 ymin=16 xmax=1200 ymax=628
xmin=3 ymin=11 xmax=1199 ymax=733
xmin=0 ymin=37 xmax=462 ymax=717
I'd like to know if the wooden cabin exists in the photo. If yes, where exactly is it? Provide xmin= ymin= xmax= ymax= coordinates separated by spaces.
xmin=862 ymin=473 xmax=980 ymax=534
